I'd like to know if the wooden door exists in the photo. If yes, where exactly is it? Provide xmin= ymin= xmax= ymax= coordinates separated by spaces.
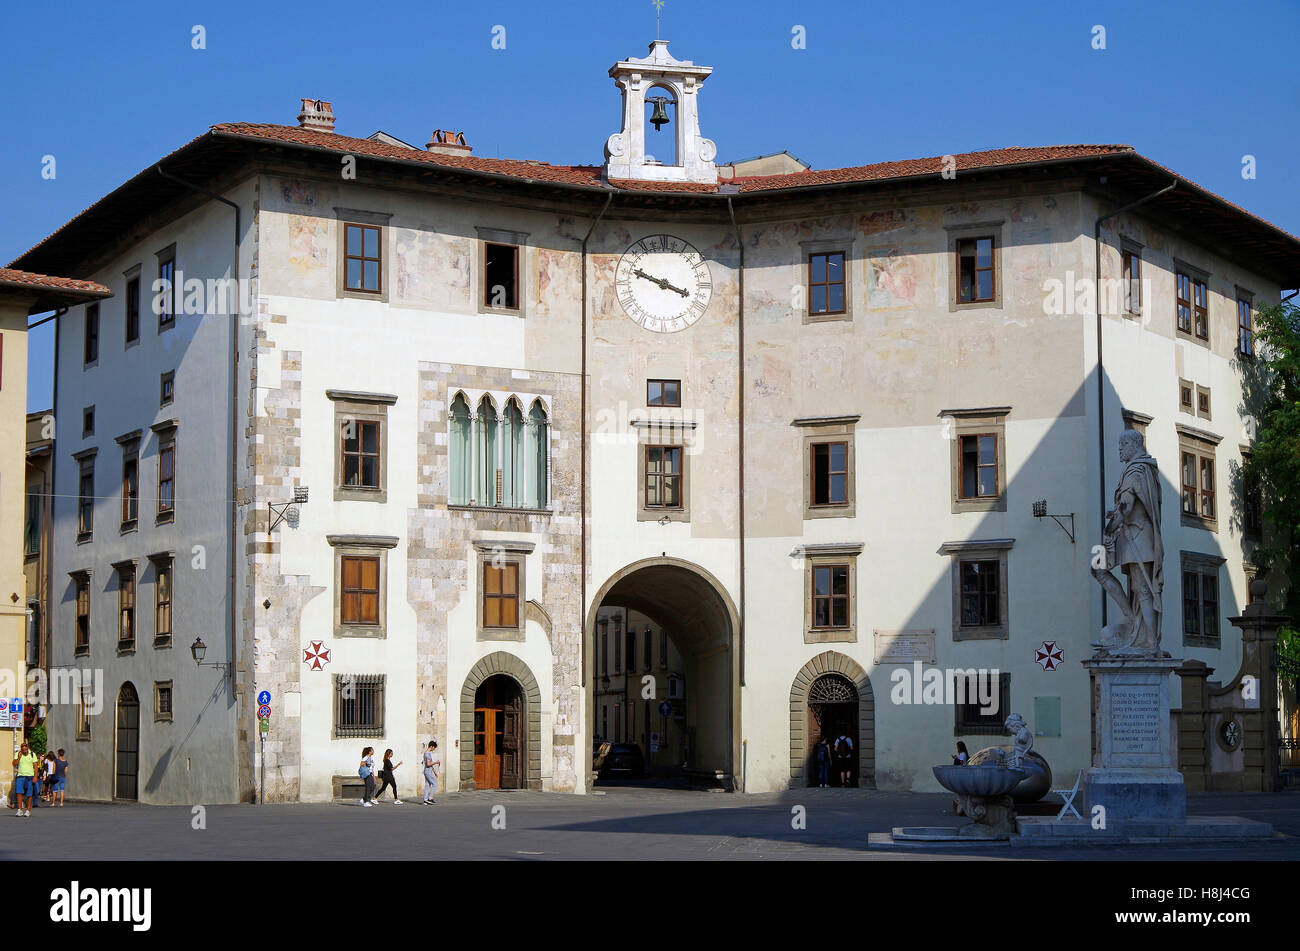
xmin=115 ymin=683 xmax=140 ymax=800
xmin=500 ymin=690 xmax=522 ymax=789
xmin=473 ymin=707 xmax=502 ymax=789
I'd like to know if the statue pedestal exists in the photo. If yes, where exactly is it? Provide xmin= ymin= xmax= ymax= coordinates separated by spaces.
xmin=1080 ymin=656 xmax=1186 ymax=824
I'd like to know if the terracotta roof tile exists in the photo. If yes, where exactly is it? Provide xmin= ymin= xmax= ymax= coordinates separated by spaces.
xmin=0 ymin=267 xmax=111 ymax=296
xmin=211 ymin=125 xmax=1137 ymax=197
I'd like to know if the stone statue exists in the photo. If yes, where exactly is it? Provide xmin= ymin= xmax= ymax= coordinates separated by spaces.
xmin=1090 ymin=429 xmax=1165 ymax=655
xmin=1005 ymin=713 xmax=1032 ymax=769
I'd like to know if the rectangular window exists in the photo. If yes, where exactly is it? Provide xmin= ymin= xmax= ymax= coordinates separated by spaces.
xmin=1177 ymin=271 xmax=1208 ymax=340
xmin=1121 ymin=248 xmax=1141 ymax=314
xmin=660 ymin=627 xmax=668 ymax=668
xmin=157 ymin=436 xmax=175 ymax=517
xmin=160 ymin=371 xmax=174 ymax=407
xmin=812 ymin=564 xmax=850 ymax=629
xmin=960 ymin=560 xmax=1001 ymax=627
xmin=615 ymin=623 xmax=622 ymax=674
xmin=1238 ymin=296 xmax=1253 ymax=358
xmin=84 ymin=304 xmax=99 ymax=365
xmin=959 ymin=434 xmax=998 ymax=499
xmin=121 ymin=451 xmax=139 ymax=526
xmin=125 ymin=276 xmax=140 ymax=343
xmin=483 ymin=242 xmax=519 ymax=310
xmin=74 ymin=576 xmax=90 ymax=656
xmin=645 ymin=445 xmax=683 ymax=508
xmin=1196 ymin=386 xmax=1211 ymax=420
xmin=155 ymin=682 xmax=173 ymax=721
xmin=24 ymin=489 xmax=41 ymax=556
xmin=341 ymin=419 xmax=381 ymax=489
xmin=158 ymin=252 xmax=176 ymax=329
xmin=810 ymin=441 xmax=849 ymax=506
xmin=1181 ymin=451 xmax=1215 ymax=520
xmin=77 ymin=688 xmax=91 ymax=738
xmin=154 ymin=558 xmax=173 ymax=645
xmin=956 ymin=237 xmax=995 ymax=303
xmin=117 ymin=566 xmax=135 ymax=649
xmin=647 ymin=379 xmax=681 ymax=407
xmin=77 ymin=460 xmax=94 ymax=538
xmin=334 ymin=674 xmax=385 ymax=738
xmin=82 ymin=406 xmax=94 ymax=438
xmin=601 ymin=627 xmax=608 ymax=676
xmin=1179 ymin=382 xmax=1194 ymax=412
xmin=344 ymin=224 xmax=383 ymax=293
xmin=1243 ymin=454 xmax=1262 ymax=537
xmin=955 ymin=672 xmax=1011 ymax=735
xmin=482 ymin=563 xmax=519 ymax=629
xmin=340 ymin=556 xmax=380 ymax=626
xmin=626 ymin=628 xmax=637 ymax=674
xmin=644 ymin=629 xmax=653 ymax=671
xmin=808 ymin=251 xmax=846 ymax=316
xmin=1182 ymin=567 xmax=1221 ymax=646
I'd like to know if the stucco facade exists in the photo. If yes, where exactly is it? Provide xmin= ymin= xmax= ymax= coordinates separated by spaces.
xmin=15 ymin=48 xmax=1298 ymax=803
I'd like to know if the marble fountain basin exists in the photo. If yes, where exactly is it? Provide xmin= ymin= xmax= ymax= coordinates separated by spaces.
xmin=932 ymin=764 xmax=1026 ymax=797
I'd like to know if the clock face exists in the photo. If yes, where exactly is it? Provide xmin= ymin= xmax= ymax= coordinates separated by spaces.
xmin=614 ymin=234 xmax=713 ymax=333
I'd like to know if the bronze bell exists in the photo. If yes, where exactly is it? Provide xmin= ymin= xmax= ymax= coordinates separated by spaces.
xmin=647 ymin=96 xmax=671 ymax=131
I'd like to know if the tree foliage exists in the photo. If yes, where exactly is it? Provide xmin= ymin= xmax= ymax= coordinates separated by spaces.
xmin=1240 ymin=299 xmax=1300 ymax=679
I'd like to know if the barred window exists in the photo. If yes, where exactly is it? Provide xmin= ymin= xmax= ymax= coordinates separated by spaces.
xmin=954 ymin=671 xmax=1011 ymax=735
xmin=334 ymin=673 xmax=385 ymax=738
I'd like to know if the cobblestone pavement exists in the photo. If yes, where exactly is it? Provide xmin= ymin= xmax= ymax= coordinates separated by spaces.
xmin=2 ymin=786 xmax=1295 ymax=861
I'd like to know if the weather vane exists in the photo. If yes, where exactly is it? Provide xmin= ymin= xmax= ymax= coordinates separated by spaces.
xmin=653 ymin=0 xmax=664 ymax=40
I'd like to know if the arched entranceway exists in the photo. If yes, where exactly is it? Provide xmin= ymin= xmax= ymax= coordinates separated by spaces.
xmin=459 ymin=653 xmax=542 ymax=790
xmin=587 ymin=558 xmax=739 ymax=789
xmin=790 ymin=652 xmax=875 ymax=789
xmin=473 ymin=675 xmax=523 ymax=789
xmin=115 ymin=682 xmax=140 ymax=801
xmin=807 ymin=674 xmax=859 ymax=787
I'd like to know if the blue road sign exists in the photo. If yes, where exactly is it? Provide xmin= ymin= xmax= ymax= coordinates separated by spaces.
xmin=257 ymin=690 xmax=272 ymax=706
xmin=658 ymin=701 xmax=672 ymax=718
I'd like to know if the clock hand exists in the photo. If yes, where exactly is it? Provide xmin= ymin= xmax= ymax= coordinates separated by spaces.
xmin=633 ymin=268 xmax=690 ymax=298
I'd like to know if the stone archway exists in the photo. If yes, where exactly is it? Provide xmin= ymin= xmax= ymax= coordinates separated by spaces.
xmin=790 ymin=652 xmax=875 ymax=788
xmin=460 ymin=652 xmax=542 ymax=790
xmin=585 ymin=557 xmax=740 ymax=790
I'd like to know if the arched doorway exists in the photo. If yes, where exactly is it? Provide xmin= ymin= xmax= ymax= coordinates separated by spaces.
xmin=807 ymin=674 xmax=859 ymax=787
xmin=790 ymin=652 xmax=875 ymax=789
xmin=473 ymin=675 xmax=523 ymax=789
xmin=115 ymin=682 xmax=140 ymax=801
xmin=459 ymin=653 xmax=542 ymax=790
xmin=587 ymin=558 xmax=739 ymax=789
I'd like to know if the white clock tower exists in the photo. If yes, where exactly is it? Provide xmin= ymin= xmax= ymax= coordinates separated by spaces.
xmin=603 ymin=40 xmax=719 ymax=185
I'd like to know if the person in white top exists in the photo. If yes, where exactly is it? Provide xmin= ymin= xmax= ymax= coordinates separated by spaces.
xmin=422 ymin=740 xmax=441 ymax=804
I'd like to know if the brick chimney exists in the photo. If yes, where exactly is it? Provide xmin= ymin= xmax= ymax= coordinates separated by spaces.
xmin=426 ymin=129 xmax=471 ymax=155
xmin=297 ymin=99 xmax=335 ymax=132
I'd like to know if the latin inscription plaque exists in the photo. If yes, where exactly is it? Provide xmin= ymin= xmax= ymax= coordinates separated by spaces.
xmin=1110 ymin=683 xmax=1161 ymax=754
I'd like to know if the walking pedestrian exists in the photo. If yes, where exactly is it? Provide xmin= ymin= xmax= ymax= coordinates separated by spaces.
xmin=422 ymin=740 xmax=440 ymax=804
xmin=12 ymin=742 xmax=38 ymax=817
xmin=41 ymin=752 xmax=56 ymax=802
xmin=833 ymin=730 xmax=854 ymax=787
xmin=374 ymin=749 xmax=402 ymax=804
xmin=358 ymin=746 xmax=377 ymax=807
xmin=814 ymin=736 xmax=831 ymax=787
xmin=52 ymin=750 xmax=68 ymax=807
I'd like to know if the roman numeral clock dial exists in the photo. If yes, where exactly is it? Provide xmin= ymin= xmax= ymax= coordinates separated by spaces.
xmin=614 ymin=234 xmax=713 ymax=333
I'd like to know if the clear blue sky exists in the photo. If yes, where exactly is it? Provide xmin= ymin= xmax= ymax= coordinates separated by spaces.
xmin=6 ymin=0 xmax=1297 ymax=411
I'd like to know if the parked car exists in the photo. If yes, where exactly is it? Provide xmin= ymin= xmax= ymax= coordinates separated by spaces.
xmin=596 ymin=743 xmax=645 ymax=779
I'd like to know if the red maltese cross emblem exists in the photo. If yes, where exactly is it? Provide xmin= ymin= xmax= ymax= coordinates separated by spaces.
xmin=1035 ymin=640 xmax=1064 ymax=671
xmin=303 ymin=640 xmax=332 ymax=671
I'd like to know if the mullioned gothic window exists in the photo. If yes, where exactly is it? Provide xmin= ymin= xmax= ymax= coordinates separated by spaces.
xmin=449 ymin=392 xmax=549 ymax=509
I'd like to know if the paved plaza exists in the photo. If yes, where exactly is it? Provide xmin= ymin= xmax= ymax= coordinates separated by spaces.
xmin=2 ymin=785 xmax=1297 ymax=861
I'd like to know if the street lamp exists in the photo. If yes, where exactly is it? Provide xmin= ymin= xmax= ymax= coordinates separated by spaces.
xmin=190 ymin=636 xmax=232 ymax=684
